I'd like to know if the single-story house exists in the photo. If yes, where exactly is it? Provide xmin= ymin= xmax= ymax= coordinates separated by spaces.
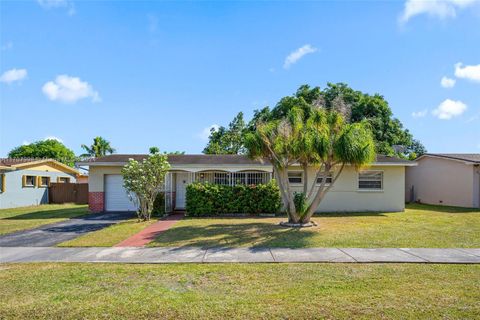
xmin=78 ymin=154 xmax=415 ymax=213
xmin=406 ymin=153 xmax=480 ymax=208
xmin=0 ymin=158 xmax=80 ymax=209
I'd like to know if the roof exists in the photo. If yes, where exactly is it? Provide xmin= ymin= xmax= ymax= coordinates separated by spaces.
xmin=0 ymin=158 xmax=80 ymax=174
xmin=78 ymin=154 xmax=269 ymax=166
xmin=77 ymin=154 xmax=414 ymax=166
xmin=417 ymin=153 xmax=480 ymax=164
xmin=374 ymin=155 xmax=413 ymax=164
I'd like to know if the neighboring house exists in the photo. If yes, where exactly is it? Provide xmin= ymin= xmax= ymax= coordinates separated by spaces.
xmin=406 ymin=153 xmax=480 ymax=208
xmin=76 ymin=174 xmax=89 ymax=184
xmin=0 ymin=158 xmax=79 ymax=209
xmin=78 ymin=154 xmax=414 ymax=213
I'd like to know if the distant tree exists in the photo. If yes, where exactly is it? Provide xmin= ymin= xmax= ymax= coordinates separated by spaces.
xmin=149 ymin=147 xmax=185 ymax=155
xmin=203 ymin=112 xmax=247 ymax=154
xmin=81 ymin=137 xmax=115 ymax=158
xmin=122 ymin=153 xmax=170 ymax=221
xmin=149 ymin=147 xmax=160 ymax=154
xmin=8 ymin=139 xmax=76 ymax=166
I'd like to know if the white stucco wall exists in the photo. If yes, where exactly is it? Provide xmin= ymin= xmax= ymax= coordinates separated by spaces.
xmin=288 ymin=165 xmax=405 ymax=212
xmin=89 ymin=164 xmax=407 ymax=212
xmin=88 ymin=166 xmax=123 ymax=192
xmin=405 ymin=156 xmax=478 ymax=208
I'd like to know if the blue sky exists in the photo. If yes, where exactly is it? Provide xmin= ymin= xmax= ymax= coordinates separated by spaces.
xmin=1 ymin=0 xmax=479 ymax=156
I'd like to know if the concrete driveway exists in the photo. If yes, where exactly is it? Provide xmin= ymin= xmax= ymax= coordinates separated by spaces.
xmin=0 ymin=212 xmax=134 ymax=247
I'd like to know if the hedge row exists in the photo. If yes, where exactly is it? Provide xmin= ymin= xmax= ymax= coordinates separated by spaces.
xmin=185 ymin=180 xmax=282 ymax=216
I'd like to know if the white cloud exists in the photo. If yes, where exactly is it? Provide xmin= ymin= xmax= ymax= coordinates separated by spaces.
xmin=454 ymin=62 xmax=480 ymax=82
xmin=42 ymin=75 xmax=100 ymax=103
xmin=44 ymin=136 xmax=63 ymax=142
xmin=440 ymin=76 xmax=456 ymax=88
xmin=399 ymin=0 xmax=479 ymax=23
xmin=283 ymin=44 xmax=318 ymax=69
xmin=412 ymin=109 xmax=428 ymax=118
xmin=199 ymin=124 xmax=219 ymax=141
xmin=432 ymin=99 xmax=467 ymax=119
xmin=22 ymin=140 xmax=31 ymax=146
xmin=0 ymin=68 xmax=27 ymax=84
xmin=37 ymin=0 xmax=75 ymax=15
xmin=1 ymin=41 xmax=13 ymax=51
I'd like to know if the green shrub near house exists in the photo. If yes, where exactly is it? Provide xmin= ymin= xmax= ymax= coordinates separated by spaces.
xmin=186 ymin=180 xmax=281 ymax=216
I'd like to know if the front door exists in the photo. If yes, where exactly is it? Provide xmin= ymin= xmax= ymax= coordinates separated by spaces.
xmin=175 ymin=172 xmax=189 ymax=209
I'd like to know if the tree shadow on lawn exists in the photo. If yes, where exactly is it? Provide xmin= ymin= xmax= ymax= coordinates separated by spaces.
xmin=406 ymin=203 xmax=480 ymax=214
xmin=2 ymin=206 xmax=89 ymax=220
xmin=311 ymin=211 xmax=390 ymax=218
xmin=150 ymin=221 xmax=320 ymax=249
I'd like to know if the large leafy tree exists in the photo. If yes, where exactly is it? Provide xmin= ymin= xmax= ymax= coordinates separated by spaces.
xmin=121 ymin=151 xmax=170 ymax=221
xmin=245 ymin=96 xmax=375 ymax=225
xmin=319 ymin=83 xmax=425 ymax=159
xmin=203 ymin=112 xmax=247 ymax=154
xmin=8 ymin=139 xmax=76 ymax=166
xmin=81 ymin=136 xmax=116 ymax=158
xmin=206 ymin=84 xmax=426 ymax=159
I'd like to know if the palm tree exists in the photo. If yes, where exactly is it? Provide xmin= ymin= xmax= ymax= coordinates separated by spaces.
xmin=81 ymin=137 xmax=116 ymax=158
xmin=245 ymin=99 xmax=375 ymax=225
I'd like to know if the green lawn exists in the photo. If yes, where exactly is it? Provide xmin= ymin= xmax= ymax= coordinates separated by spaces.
xmin=0 ymin=263 xmax=478 ymax=319
xmin=148 ymin=204 xmax=480 ymax=248
xmin=58 ymin=218 xmax=158 ymax=247
xmin=0 ymin=204 xmax=88 ymax=235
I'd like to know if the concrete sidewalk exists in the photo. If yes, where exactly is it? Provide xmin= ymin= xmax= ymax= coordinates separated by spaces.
xmin=1 ymin=247 xmax=480 ymax=264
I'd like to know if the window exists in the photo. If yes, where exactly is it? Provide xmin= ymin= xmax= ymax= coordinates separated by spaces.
xmin=358 ymin=171 xmax=383 ymax=190
xmin=288 ymin=172 xmax=303 ymax=184
xmin=316 ymin=173 xmax=333 ymax=185
xmin=213 ymin=172 xmax=229 ymax=185
xmin=24 ymin=175 xmax=36 ymax=187
xmin=58 ymin=177 xmax=70 ymax=183
xmin=39 ymin=177 xmax=50 ymax=187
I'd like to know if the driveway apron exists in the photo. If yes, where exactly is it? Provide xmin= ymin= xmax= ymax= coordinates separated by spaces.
xmin=0 ymin=212 xmax=134 ymax=247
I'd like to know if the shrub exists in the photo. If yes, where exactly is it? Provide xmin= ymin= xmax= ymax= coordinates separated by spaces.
xmin=152 ymin=192 xmax=165 ymax=217
xmin=186 ymin=180 xmax=281 ymax=216
xmin=293 ymin=192 xmax=307 ymax=215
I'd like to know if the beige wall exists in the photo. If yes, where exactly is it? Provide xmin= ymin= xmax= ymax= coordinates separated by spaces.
xmin=405 ymin=156 xmax=478 ymax=208
xmin=89 ymin=166 xmax=123 ymax=192
xmin=287 ymin=165 xmax=405 ymax=212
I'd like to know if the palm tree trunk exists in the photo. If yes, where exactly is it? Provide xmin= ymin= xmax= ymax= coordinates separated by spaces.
xmin=302 ymin=164 xmax=308 ymax=195
xmin=276 ymin=167 xmax=300 ymax=223
xmin=302 ymin=164 xmax=345 ymax=223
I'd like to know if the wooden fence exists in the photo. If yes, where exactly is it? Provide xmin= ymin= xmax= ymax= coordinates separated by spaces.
xmin=49 ymin=183 xmax=88 ymax=204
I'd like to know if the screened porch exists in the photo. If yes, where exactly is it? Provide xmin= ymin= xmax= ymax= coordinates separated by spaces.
xmin=164 ymin=170 xmax=273 ymax=213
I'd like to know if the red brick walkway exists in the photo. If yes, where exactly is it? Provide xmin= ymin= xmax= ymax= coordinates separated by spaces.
xmin=115 ymin=213 xmax=184 ymax=247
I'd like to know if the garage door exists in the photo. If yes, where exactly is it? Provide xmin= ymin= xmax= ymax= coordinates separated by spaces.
xmin=105 ymin=175 xmax=137 ymax=212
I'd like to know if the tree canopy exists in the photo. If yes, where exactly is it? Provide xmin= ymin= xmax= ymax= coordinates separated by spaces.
xmin=204 ymin=83 xmax=425 ymax=159
xmin=81 ymin=136 xmax=116 ymax=158
xmin=203 ymin=112 xmax=247 ymax=155
xmin=8 ymin=139 xmax=76 ymax=166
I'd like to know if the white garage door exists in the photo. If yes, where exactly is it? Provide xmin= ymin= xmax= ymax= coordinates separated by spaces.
xmin=105 ymin=175 xmax=138 ymax=212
